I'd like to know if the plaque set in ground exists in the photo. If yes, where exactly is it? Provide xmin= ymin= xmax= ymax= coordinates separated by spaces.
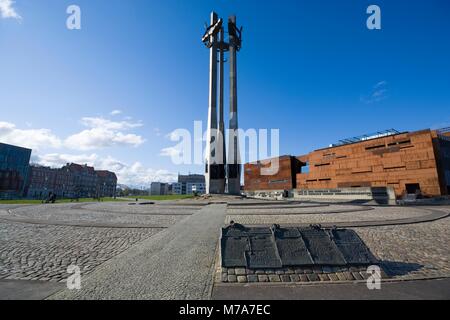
xmin=219 ymin=223 xmax=385 ymax=283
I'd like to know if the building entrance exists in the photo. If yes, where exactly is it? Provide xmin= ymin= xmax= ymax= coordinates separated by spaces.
xmin=406 ymin=183 xmax=421 ymax=194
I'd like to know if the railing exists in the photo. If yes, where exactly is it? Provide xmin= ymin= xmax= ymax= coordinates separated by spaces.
xmin=330 ymin=129 xmax=402 ymax=147
xmin=437 ymin=127 xmax=450 ymax=141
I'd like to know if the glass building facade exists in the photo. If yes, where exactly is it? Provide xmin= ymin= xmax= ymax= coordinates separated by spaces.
xmin=0 ymin=143 xmax=32 ymax=199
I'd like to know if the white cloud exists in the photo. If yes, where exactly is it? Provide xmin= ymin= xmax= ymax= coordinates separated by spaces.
xmin=1 ymin=117 xmax=172 ymax=186
xmin=31 ymin=153 xmax=98 ymax=168
xmin=361 ymin=81 xmax=389 ymax=104
xmin=32 ymin=153 xmax=177 ymax=185
xmin=110 ymin=110 xmax=122 ymax=116
xmin=65 ymin=128 xmax=145 ymax=150
xmin=0 ymin=116 xmax=145 ymax=152
xmin=0 ymin=121 xmax=61 ymax=150
xmin=80 ymin=117 xmax=142 ymax=130
xmin=0 ymin=0 xmax=21 ymax=20
xmin=107 ymin=159 xmax=177 ymax=185
xmin=65 ymin=117 xmax=145 ymax=150
xmin=373 ymin=81 xmax=387 ymax=89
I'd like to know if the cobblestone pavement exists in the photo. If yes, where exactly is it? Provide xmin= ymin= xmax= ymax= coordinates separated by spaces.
xmin=1 ymin=203 xmax=195 ymax=227
xmin=79 ymin=202 xmax=202 ymax=214
xmin=1 ymin=200 xmax=449 ymax=296
xmin=355 ymin=209 xmax=450 ymax=280
xmin=0 ymin=221 xmax=160 ymax=282
xmin=49 ymin=204 xmax=228 ymax=300
xmin=223 ymin=205 xmax=450 ymax=281
xmin=226 ymin=205 xmax=432 ymax=225
xmin=217 ymin=265 xmax=387 ymax=284
xmin=0 ymin=202 xmax=195 ymax=283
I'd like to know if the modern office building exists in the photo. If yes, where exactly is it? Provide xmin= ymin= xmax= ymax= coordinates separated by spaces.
xmin=245 ymin=128 xmax=450 ymax=199
xmin=172 ymin=182 xmax=183 ymax=195
xmin=150 ymin=182 xmax=169 ymax=196
xmin=172 ymin=174 xmax=206 ymax=195
xmin=0 ymin=143 xmax=32 ymax=199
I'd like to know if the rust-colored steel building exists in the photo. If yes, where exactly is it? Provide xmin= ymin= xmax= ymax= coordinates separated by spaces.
xmin=244 ymin=128 xmax=450 ymax=198
xmin=244 ymin=155 xmax=301 ymax=191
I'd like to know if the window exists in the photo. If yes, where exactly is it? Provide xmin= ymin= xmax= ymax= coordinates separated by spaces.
xmin=302 ymin=162 xmax=310 ymax=173
xmin=388 ymin=140 xmax=411 ymax=147
xmin=315 ymin=163 xmax=331 ymax=167
xmin=406 ymin=183 xmax=421 ymax=194
xmin=269 ymin=179 xmax=289 ymax=184
xmin=366 ymin=144 xmax=385 ymax=151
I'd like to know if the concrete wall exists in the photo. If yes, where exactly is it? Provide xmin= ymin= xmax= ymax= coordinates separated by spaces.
xmin=245 ymin=187 xmax=396 ymax=204
xmin=293 ymin=187 xmax=396 ymax=205
xmin=244 ymin=189 xmax=289 ymax=201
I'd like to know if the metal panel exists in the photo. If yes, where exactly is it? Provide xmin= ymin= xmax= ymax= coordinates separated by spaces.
xmin=299 ymin=227 xmax=346 ymax=265
xmin=245 ymin=233 xmax=282 ymax=269
xmin=221 ymin=227 xmax=248 ymax=267
xmin=273 ymin=228 xmax=314 ymax=266
xmin=329 ymin=229 xmax=378 ymax=265
xmin=221 ymin=225 xmax=378 ymax=268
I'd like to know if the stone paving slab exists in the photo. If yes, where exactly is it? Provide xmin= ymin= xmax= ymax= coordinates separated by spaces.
xmin=218 ymin=266 xmax=377 ymax=284
xmin=48 ymin=204 xmax=227 ymax=300
xmin=0 ymin=279 xmax=64 ymax=300
xmin=212 ymin=278 xmax=450 ymax=300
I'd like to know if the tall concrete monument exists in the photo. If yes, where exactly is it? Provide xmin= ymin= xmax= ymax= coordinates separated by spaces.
xmin=226 ymin=15 xmax=242 ymax=195
xmin=202 ymin=12 xmax=242 ymax=195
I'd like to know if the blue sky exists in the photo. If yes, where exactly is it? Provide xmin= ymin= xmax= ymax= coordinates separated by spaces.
xmin=1 ymin=0 xmax=449 ymax=186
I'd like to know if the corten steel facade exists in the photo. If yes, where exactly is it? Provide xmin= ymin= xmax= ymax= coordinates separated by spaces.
xmin=0 ymin=143 xmax=31 ymax=199
xmin=244 ymin=129 xmax=450 ymax=198
xmin=244 ymin=156 xmax=301 ymax=191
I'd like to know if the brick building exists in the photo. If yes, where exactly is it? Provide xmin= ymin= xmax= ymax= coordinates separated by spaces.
xmin=62 ymin=163 xmax=98 ymax=198
xmin=0 ymin=143 xmax=32 ymax=199
xmin=28 ymin=166 xmax=60 ymax=199
xmin=27 ymin=163 xmax=117 ymax=199
xmin=96 ymin=170 xmax=118 ymax=197
xmin=244 ymin=128 xmax=450 ymax=199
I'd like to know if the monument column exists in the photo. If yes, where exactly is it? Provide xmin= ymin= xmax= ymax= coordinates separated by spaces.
xmin=217 ymin=27 xmax=226 ymax=194
xmin=205 ymin=12 xmax=220 ymax=194
xmin=227 ymin=15 xmax=241 ymax=195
